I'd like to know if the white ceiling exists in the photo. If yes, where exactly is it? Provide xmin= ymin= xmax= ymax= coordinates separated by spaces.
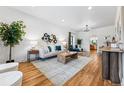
xmin=11 ymin=6 xmax=117 ymax=31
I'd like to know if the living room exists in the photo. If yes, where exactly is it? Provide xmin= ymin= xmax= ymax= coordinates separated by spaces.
xmin=0 ymin=6 xmax=124 ymax=86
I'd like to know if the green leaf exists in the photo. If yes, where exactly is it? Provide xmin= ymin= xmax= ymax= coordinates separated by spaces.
xmin=0 ymin=21 xmax=26 ymax=47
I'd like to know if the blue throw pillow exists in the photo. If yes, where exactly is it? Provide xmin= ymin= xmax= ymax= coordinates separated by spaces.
xmin=48 ymin=46 xmax=52 ymax=52
xmin=56 ymin=46 xmax=61 ymax=51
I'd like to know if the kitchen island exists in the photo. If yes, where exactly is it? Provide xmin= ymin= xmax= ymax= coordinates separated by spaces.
xmin=100 ymin=47 xmax=124 ymax=84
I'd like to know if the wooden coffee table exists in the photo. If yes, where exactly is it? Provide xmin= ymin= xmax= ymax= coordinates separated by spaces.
xmin=57 ymin=52 xmax=78 ymax=64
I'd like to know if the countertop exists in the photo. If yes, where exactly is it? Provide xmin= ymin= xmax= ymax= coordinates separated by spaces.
xmin=99 ymin=47 xmax=124 ymax=52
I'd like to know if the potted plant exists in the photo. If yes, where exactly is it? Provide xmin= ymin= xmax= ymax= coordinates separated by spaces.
xmin=0 ymin=21 xmax=26 ymax=63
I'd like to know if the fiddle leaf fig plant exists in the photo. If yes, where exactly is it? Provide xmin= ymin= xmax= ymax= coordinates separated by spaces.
xmin=0 ymin=21 xmax=26 ymax=63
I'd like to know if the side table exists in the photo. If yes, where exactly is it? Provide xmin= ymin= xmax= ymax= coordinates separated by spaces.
xmin=27 ymin=50 xmax=39 ymax=62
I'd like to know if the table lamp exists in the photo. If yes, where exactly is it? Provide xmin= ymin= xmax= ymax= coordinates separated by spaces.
xmin=30 ymin=40 xmax=38 ymax=50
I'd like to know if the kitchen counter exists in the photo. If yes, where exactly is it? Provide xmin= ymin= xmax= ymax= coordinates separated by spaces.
xmin=100 ymin=47 xmax=124 ymax=84
xmin=99 ymin=47 xmax=124 ymax=52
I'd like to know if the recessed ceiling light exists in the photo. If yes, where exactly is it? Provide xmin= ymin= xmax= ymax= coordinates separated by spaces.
xmin=32 ymin=6 xmax=36 ymax=7
xmin=61 ymin=19 xmax=65 ymax=22
xmin=88 ymin=6 xmax=92 ymax=10
xmin=81 ymin=24 xmax=83 ymax=26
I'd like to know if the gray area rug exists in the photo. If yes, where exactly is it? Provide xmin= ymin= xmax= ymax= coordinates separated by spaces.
xmin=32 ymin=56 xmax=93 ymax=86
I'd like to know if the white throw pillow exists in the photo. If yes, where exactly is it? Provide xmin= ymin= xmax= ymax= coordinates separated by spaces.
xmin=61 ymin=45 xmax=64 ymax=51
xmin=44 ymin=47 xmax=49 ymax=54
xmin=50 ymin=45 xmax=55 ymax=52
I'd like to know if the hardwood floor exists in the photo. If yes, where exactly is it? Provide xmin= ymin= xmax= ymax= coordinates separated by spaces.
xmin=19 ymin=62 xmax=53 ymax=86
xmin=19 ymin=50 xmax=113 ymax=86
xmin=64 ymin=50 xmax=112 ymax=86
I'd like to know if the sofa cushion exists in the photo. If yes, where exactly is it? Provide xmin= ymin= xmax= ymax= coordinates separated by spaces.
xmin=43 ymin=51 xmax=58 ymax=58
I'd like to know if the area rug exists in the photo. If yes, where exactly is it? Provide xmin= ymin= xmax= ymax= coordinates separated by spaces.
xmin=32 ymin=56 xmax=93 ymax=86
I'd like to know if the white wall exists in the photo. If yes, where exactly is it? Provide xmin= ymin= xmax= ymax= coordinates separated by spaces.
xmin=0 ymin=7 xmax=74 ymax=63
xmin=77 ymin=25 xmax=115 ymax=51
xmin=77 ymin=32 xmax=90 ymax=51
xmin=115 ymin=7 xmax=124 ymax=42
xmin=91 ymin=25 xmax=115 ymax=48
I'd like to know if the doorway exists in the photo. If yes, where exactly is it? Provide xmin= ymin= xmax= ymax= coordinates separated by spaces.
xmin=90 ymin=36 xmax=98 ymax=52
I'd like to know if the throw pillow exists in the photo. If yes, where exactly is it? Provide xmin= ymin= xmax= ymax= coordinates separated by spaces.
xmin=44 ymin=47 xmax=49 ymax=54
xmin=48 ymin=46 xmax=52 ymax=52
xmin=56 ymin=46 xmax=61 ymax=51
xmin=50 ymin=45 xmax=55 ymax=52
